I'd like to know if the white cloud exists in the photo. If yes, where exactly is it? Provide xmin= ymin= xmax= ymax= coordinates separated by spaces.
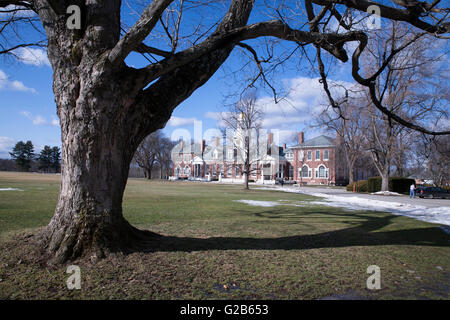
xmin=20 ymin=111 xmax=59 ymax=127
xmin=204 ymin=76 xmax=358 ymax=139
xmin=0 ymin=69 xmax=37 ymax=93
xmin=14 ymin=48 xmax=50 ymax=67
xmin=204 ymin=111 xmax=221 ymax=120
xmin=168 ymin=116 xmax=197 ymax=127
xmin=32 ymin=115 xmax=47 ymax=125
xmin=0 ymin=137 xmax=15 ymax=155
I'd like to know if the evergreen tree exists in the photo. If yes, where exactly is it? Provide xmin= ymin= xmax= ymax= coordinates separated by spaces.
xmin=38 ymin=146 xmax=53 ymax=172
xmin=51 ymin=146 xmax=61 ymax=173
xmin=9 ymin=140 xmax=34 ymax=171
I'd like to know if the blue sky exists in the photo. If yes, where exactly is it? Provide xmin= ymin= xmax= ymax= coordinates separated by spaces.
xmin=0 ymin=2 xmax=361 ymax=158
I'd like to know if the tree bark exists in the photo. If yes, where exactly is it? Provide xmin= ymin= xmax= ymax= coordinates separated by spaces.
xmin=40 ymin=64 xmax=160 ymax=263
xmin=35 ymin=0 xmax=254 ymax=264
xmin=381 ymin=170 xmax=390 ymax=192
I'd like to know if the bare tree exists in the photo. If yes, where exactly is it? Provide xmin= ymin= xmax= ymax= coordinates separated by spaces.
xmin=156 ymin=136 xmax=175 ymax=179
xmin=221 ymin=91 xmax=264 ymax=189
xmin=133 ymin=131 xmax=163 ymax=179
xmin=415 ymin=135 xmax=450 ymax=187
xmin=1 ymin=0 xmax=448 ymax=263
xmin=316 ymin=100 xmax=368 ymax=185
xmin=361 ymin=23 xmax=448 ymax=191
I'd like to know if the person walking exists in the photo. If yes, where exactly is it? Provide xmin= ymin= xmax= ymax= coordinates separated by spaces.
xmin=410 ymin=183 xmax=416 ymax=199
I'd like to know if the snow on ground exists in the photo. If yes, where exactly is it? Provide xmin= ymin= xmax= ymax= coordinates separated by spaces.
xmin=234 ymin=200 xmax=279 ymax=207
xmin=255 ymin=186 xmax=450 ymax=229
xmin=371 ymin=191 xmax=402 ymax=196
xmin=233 ymin=200 xmax=308 ymax=207
xmin=0 ymin=188 xmax=23 ymax=191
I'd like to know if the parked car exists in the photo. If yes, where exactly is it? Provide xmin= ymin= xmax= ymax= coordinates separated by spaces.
xmin=416 ymin=186 xmax=450 ymax=199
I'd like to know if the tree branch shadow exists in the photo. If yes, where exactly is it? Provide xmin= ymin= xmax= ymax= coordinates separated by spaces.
xmin=134 ymin=210 xmax=450 ymax=253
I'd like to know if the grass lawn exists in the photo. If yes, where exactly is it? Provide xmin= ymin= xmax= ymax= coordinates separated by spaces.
xmin=0 ymin=171 xmax=449 ymax=299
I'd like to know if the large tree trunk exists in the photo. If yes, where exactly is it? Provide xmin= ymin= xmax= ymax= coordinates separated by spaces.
xmin=40 ymin=63 xmax=158 ymax=264
xmin=348 ymin=158 xmax=356 ymax=185
xmin=35 ymin=0 xmax=254 ymax=264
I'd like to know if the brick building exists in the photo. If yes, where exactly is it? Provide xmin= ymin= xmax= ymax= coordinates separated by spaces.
xmin=171 ymin=131 xmax=342 ymax=185
xmin=288 ymin=132 xmax=338 ymax=185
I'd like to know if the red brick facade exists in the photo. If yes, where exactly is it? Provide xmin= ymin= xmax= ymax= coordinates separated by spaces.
xmin=172 ymin=132 xmax=338 ymax=185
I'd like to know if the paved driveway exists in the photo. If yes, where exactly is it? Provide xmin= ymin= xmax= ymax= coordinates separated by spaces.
xmin=295 ymin=186 xmax=450 ymax=209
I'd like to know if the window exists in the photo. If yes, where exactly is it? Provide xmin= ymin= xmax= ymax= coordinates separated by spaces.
xmin=316 ymin=165 xmax=328 ymax=178
xmin=227 ymin=164 xmax=232 ymax=176
xmin=301 ymin=165 xmax=309 ymax=178
xmin=316 ymin=150 xmax=320 ymax=160
xmin=286 ymin=151 xmax=293 ymax=160
xmin=184 ymin=165 xmax=191 ymax=175
xmin=205 ymin=165 xmax=210 ymax=174
xmin=175 ymin=166 xmax=181 ymax=176
xmin=307 ymin=150 xmax=312 ymax=161
xmin=324 ymin=150 xmax=329 ymax=160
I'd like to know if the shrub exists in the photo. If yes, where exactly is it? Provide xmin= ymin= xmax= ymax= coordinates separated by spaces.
xmin=389 ymin=177 xmax=415 ymax=194
xmin=346 ymin=181 xmax=368 ymax=192
xmin=368 ymin=176 xmax=382 ymax=193
xmin=356 ymin=180 xmax=368 ymax=193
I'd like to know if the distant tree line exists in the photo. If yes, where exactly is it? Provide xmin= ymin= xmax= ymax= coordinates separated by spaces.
xmin=3 ymin=140 xmax=61 ymax=173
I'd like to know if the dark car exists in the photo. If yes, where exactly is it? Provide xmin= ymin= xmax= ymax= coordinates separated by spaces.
xmin=416 ymin=186 xmax=450 ymax=199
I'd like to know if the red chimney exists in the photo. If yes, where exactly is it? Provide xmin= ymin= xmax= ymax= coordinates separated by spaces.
xmin=268 ymin=133 xmax=273 ymax=145
xmin=214 ymin=137 xmax=220 ymax=147
xmin=298 ymin=132 xmax=304 ymax=144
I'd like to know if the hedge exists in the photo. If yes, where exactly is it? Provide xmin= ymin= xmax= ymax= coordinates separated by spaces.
xmin=367 ymin=176 xmax=415 ymax=194
xmin=346 ymin=180 xmax=368 ymax=192
xmin=368 ymin=177 xmax=382 ymax=193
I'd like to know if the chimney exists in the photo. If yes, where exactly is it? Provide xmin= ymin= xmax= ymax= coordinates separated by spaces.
xmin=298 ymin=132 xmax=304 ymax=145
xmin=214 ymin=137 xmax=220 ymax=147
xmin=268 ymin=132 xmax=273 ymax=145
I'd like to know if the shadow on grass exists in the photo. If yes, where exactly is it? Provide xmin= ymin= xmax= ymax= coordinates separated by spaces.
xmin=136 ymin=210 xmax=450 ymax=253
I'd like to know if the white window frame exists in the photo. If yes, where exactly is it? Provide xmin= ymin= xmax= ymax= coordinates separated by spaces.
xmin=307 ymin=150 xmax=312 ymax=161
xmin=317 ymin=165 xmax=328 ymax=178
xmin=300 ymin=165 xmax=311 ymax=178
xmin=324 ymin=150 xmax=329 ymax=161
xmin=315 ymin=150 xmax=320 ymax=161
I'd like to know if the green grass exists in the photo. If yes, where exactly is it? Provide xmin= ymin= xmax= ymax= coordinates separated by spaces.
xmin=0 ymin=172 xmax=449 ymax=300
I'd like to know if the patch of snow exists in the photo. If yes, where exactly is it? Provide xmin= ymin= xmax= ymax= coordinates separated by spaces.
xmin=234 ymin=200 xmax=309 ymax=208
xmin=255 ymin=186 xmax=450 ymax=231
xmin=371 ymin=191 xmax=402 ymax=196
xmin=0 ymin=188 xmax=23 ymax=191
xmin=234 ymin=200 xmax=279 ymax=207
